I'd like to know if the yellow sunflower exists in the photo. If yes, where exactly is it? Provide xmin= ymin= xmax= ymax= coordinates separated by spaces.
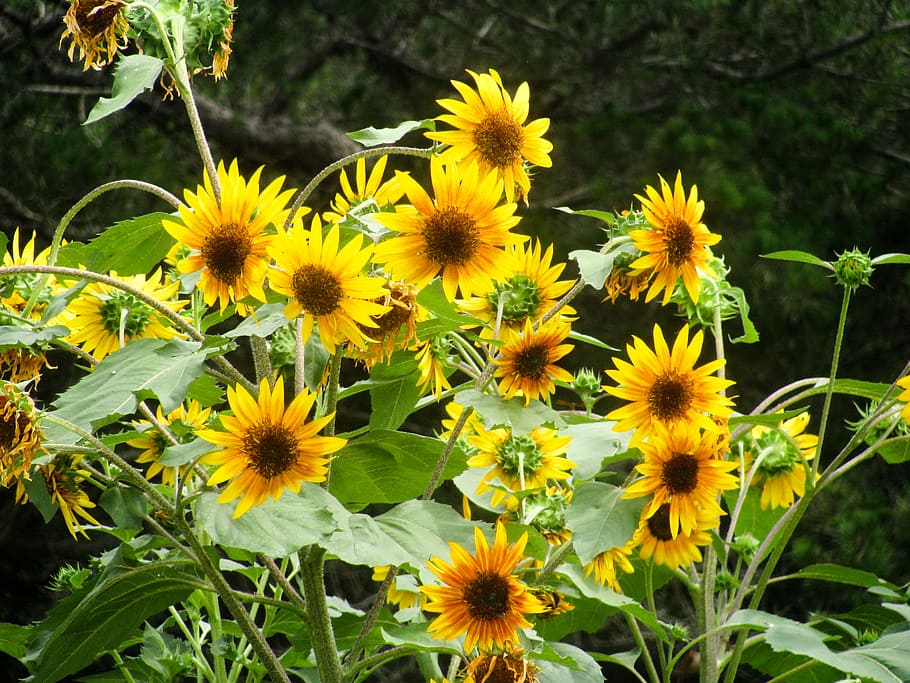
xmin=624 ymin=421 xmax=738 ymax=538
xmin=420 ymin=523 xmax=544 ymax=652
xmin=427 ymin=68 xmax=553 ymax=204
xmin=746 ymin=411 xmax=818 ymax=510
xmin=530 ymin=587 xmax=574 ymax=620
xmin=40 ymin=453 xmax=102 ymax=540
xmin=128 ymin=400 xmax=213 ymax=487
xmin=583 ymin=540 xmax=637 ymax=593
xmin=163 ymin=160 xmax=295 ymax=314
xmin=464 ymin=646 xmax=541 ymax=683
xmin=372 ymin=157 xmax=526 ymax=300
xmin=322 ymin=155 xmax=406 ymax=224
xmin=199 ymin=376 xmax=346 ymax=518
xmin=605 ymin=324 xmax=734 ymax=443
xmin=458 ymin=240 xmax=576 ymax=338
xmin=633 ymin=502 xmax=719 ymax=571
xmin=494 ymin=319 xmax=574 ymax=405
xmin=0 ymin=382 xmax=44 ymax=488
xmin=897 ymin=376 xmax=910 ymax=425
xmin=416 ymin=337 xmax=454 ymax=399
xmin=629 ymin=171 xmax=721 ymax=305
xmin=371 ymin=565 xmax=428 ymax=611
xmin=63 ymin=270 xmax=187 ymax=361
xmin=2 ymin=229 xmax=61 ymax=322
xmin=268 ymin=216 xmax=390 ymax=354
xmin=59 ymin=0 xmax=129 ymax=71
xmin=467 ymin=425 xmax=574 ymax=507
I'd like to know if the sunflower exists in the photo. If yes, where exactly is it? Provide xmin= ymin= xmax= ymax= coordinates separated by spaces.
xmin=605 ymin=324 xmax=734 ymax=443
xmin=163 ymin=160 xmax=295 ymax=314
xmin=40 ymin=454 xmax=102 ymax=540
xmin=59 ymin=0 xmax=129 ymax=71
xmin=467 ymin=425 xmax=574 ymax=507
xmin=438 ymin=400 xmax=483 ymax=447
xmin=897 ymin=376 xmax=910 ymax=425
xmin=0 ymin=382 xmax=44 ymax=488
xmin=322 ymin=155 xmax=406 ymax=224
xmin=633 ymin=502 xmax=718 ymax=571
xmin=0 ymin=348 xmax=50 ymax=386
xmin=530 ymin=587 xmax=574 ymax=620
xmin=583 ymin=541 xmax=637 ymax=593
xmin=349 ymin=281 xmax=421 ymax=369
xmin=371 ymin=565 xmax=428 ymax=611
xmin=372 ymin=157 xmax=526 ymax=301
xmin=198 ymin=376 xmax=345 ymax=517
xmin=2 ymin=229 xmax=61 ymax=322
xmin=268 ymin=216 xmax=390 ymax=354
xmin=458 ymin=240 xmax=575 ymax=338
xmin=464 ymin=646 xmax=541 ymax=683
xmin=420 ymin=523 xmax=544 ymax=652
xmin=211 ymin=0 xmax=235 ymax=80
xmin=63 ymin=270 xmax=187 ymax=361
xmin=746 ymin=411 xmax=818 ymax=510
xmin=416 ymin=336 xmax=455 ymax=399
xmin=624 ymin=421 xmax=738 ymax=538
xmin=128 ymin=400 xmax=213 ymax=487
xmin=629 ymin=171 xmax=721 ymax=305
xmin=427 ymin=68 xmax=553 ymax=204
xmin=494 ymin=319 xmax=574 ymax=405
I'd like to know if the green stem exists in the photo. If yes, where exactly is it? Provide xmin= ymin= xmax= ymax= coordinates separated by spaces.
xmin=343 ymin=565 xmax=398 ymax=672
xmin=109 ymin=650 xmax=139 ymax=683
xmin=251 ymin=335 xmax=272 ymax=385
xmin=624 ymin=614 xmax=660 ymax=683
xmin=168 ymin=605 xmax=217 ymax=681
xmin=812 ymin=287 xmax=851 ymax=481
xmin=299 ymin=545 xmax=344 ymax=683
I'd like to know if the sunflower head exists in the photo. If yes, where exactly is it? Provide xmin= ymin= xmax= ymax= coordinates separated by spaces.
xmin=60 ymin=0 xmax=129 ymax=71
xmin=583 ymin=540 xmax=636 ymax=592
xmin=323 ymin=155 xmax=406 ymax=226
xmin=350 ymin=282 xmax=420 ymax=368
xmin=0 ymin=382 xmax=44 ymax=488
xmin=833 ymin=247 xmax=874 ymax=290
xmin=494 ymin=319 xmax=574 ymax=405
xmin=464 ymin=646 xmax=540 ymax=683
xmin=128 ymin=400 xmax=212 ymax=486
xmin=427 ymin=68 xmax=553 ymax=203
xmin=417 ymin=336 xmax=455 ymax=399
xmin=746 ymin=411 xmax=818 ymax=510
xmin=633 ymin=502 xmax=718 ymax=570
xmin=41 ymin=453 xmax=101 ymax=540
xmin=0 ymin=348 xmax=50 ymax=386
xmin=530 ymin=587 xmax=574 ymax=620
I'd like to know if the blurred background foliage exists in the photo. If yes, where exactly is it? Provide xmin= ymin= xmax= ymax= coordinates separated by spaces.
xmin=2 ymin=0 xmax=910 ymax=679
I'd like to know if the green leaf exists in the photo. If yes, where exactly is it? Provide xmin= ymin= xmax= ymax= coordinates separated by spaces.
xmin=49 ymin=339 xmax=206 ymax=436
xmin=99 ymin=487 xmax=147 ymax=532
xmin=22 ymin=472 xmax=57 ymax=522
xmin=195 ymin=486 xmax=346 ymax=557
xmin=565 ymin=482 xmax=645 ymax=564
xmin=368 ymin=361 xmax=422 ymax=431
xmin=415 ymin=279 xmax=481 ymax=336
xmin=223 ymin=303 xmax=289 ymax=338
xmin=726 ymin=285 xmax=760 ymax=344
xmin=0 ymin=622 xmax=30 ymax=660
xmin=456 ymin=389 xmax=566 ymax=432
xmin=158 ymin=438 xmax=215 ymax=467
xmin=536 ymin=640 xmax=606 ymax=682
xmin=568 ymin=330 xmax=618 ymax=351
xmin=728 ymin=407 xmax=810 ymax=428
xmin=878 ymin=437 xmax=910 ymax=464
xmin=788 ymin=563 xmax=900 ymax=591
xmin=27 ymin=559 xmax=199 ymax=683
xmin=563 ymin=421 xmax=634 ymax=480
xmin=871 ymin=252 xmax=910 ymax=265
xmin=329 ymin=430 xmax=466 ymax=505
xmin=56 ymin=213 xmax=176 ymax=276
xmin=380 ymin=622 xmax=461 ymax=654
xmin=554 ymin=206 xmax=615 ymax=225
xmin=346 ymin=118 xmax=435 ymax=146
xmin=0 ymin=325 xmax=69 ymax=347
xmin=568 ymin=249 xmax=615 ymax=288
xmin=588 ymin=649 xmax=641 ymax=677
xmin=724 ymin=486 xmax=786 ymax=549
xmin=84 ymin=54 xmax=164 ymax=125
xmin=761 ymin=250 xmax=832 ymax=269
xmin=186 ymin=373 xmax=224 ymax=407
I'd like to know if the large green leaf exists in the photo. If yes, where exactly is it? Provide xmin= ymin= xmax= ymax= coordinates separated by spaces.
xmin=761 ymin=250 xmax=832 ymax=269
xmin=568 ymin=249 xmax=615 ymax=288
xmin=456 ymin=389 xmax=565 ymax=432
xmin=415 ymin=279 xmax=482 ymax=336
xmin=0 ymin=622 xmax=29 ymax=660
xmin=536 ymin=641 xmax=606 ymax=682
xmin=787 ymin=563 xmax=900 ymax=591
xmin=223 ymin=303 xmax=289 ymax=339
xmin=0 ymin=325 xmax=68 ymax=347
xmin=368 ymin=359 xmax=422 ymax=431
xmin=84 ymin=54 xmax=164 ymax=124
xmin=48 ymin=339 xmax=206 ymax=436
xmin=195 ymin=486 xmax=346 ymax=557
xmin=26 ymin=559 xmax=199 ymax=683
xmin=565 ymin=482 xmax=645 ymax=564
xmin=380 ymin=622 xmax=461 ymax=654
xmin=563 ymin=421 xmax=634 ymax=480
xmin=329 ymin=430 xmax=466 ymax=505
xmin=55 ymin=213 xmax=176 ymax=276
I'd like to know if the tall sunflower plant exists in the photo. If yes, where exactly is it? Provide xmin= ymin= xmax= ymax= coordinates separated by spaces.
xmin=1 ymin=3 xmax=910 ymax=683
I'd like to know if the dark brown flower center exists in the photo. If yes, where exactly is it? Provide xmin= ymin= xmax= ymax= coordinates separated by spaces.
xmin=75 ymin=0 xmax=123 ymax=37
xmin=647 ymin=372 xmax=693 ymax=421
xmin=513 ymin=344 xmax=549 ymax=380
xmin=201 ymin=222 xmax=253 ymax=286
xmin=242 ymin=422 xmax=299 ymax=479
xmin=663 ymin=218 xmax=696 ymax=267
xmin=473 ymin=110 xmax=525 ymax=169
xmin=291 ymin=264 xmax=343 ymax=316
xmin=647 ymin=503 xmax=675 ymax=542
xmin=661 ymin=452 xmax=699 ymax=494
xmin=0 ymin=398 xmax=29 ymax=454
xmin=463 ymin=571 xmax=512 ymax=621
xmin=470 ymin=653 xmax=528 ymax=683
xmin=421 ymin=207 xmax=479 ymax=267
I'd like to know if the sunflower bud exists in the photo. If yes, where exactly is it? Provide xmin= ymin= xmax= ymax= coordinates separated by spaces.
xmin=833 ymin=247 xmax=873 ymax=290
xmin=572 ymin=367 xmax=601 ymax=414
xmin=487 ymin=274 xmax=543 ymax=323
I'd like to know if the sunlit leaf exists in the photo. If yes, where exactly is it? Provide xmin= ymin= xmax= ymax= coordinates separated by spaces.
xmin=871 ymin=252 xmax=910 ymax=266
xmin=0 ymin=325 xmax=68 ymax=347
xmin=761 ymin=250 xmax=832 ymax=269
xmin=368 ymin=358 xmax=422 ymax=431
xmin=565 ymin=482 xmax=645 ymax=564
xmin=568 ymin=249 xmax=615 ymax=288
xmin=223 ymin=303 xmax=289 ymax=338
xmin=563 ymin=421 xmax=634 ymax=480
xmin=99 ymin=487 xmax=147 ymax=532
xmin=536 ymin=640 xmax=606 ymax=682
xmin=56 ymin=213 xmax=175 ymax=276
xmin=554 ymin=206 xmax=615 ymax=225
xmin=84 ymin=54 xmax=164 ymax=125
xmin=415 ymin=279 xmax=481 ymax=336
xmin=346 ymin=118 xmax=435 ymax=146
xmin=456 ymin=389 xmax=565 ymax=432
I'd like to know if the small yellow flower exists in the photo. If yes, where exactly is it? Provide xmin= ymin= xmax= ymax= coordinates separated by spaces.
xmin=897 ymin=376 xmax=910 ymax=425
xmin=322 ymin=155 xmax=406 ymax=224
xmin=583 ymin=541 xmax=636 ymax=593
xmin=128 ymin=400 xmax=213 ymax=487
xmin=494 ymin=319 xmax=574 ymax=405
xmin=416 ymin=337 xmax=454 ymax=399
xmin=371 ymin=565 xmax=428 ymax=611
xmin=746 ymin=411 xmax=818 ymax=510
xmin=40 ymin=454 xmax=102 ymax=540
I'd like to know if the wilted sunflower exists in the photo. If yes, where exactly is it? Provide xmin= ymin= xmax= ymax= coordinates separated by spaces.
xmin=494 ymin=319 xmax=574 ymax=405
xmin=746 ymin=411 xmax=818 ymax=510
xmin=633 ymin=502 xmax=718 ymax=571
xmin=59 ymin=0 xmax=129 ymax=71
xmin=605 ymin=324 xmax=734 ymax=443
xmin=464 ymin=645 xmax=541 ymax=683
xmin=0 ymin=348 xmax=49 ymax=386
xmin=420 ymin=523 xmax=544 ymax=652
xmin=629 ymin=171 xmax=721 ymax=305
xmin=349 ymin=282 xmax=421 ymax=368
xmin=373 ymin=157 xmax=526 ymax=301
xmin=63 ymin=270 xmax=187 ymax=361
xmin=128 ymin=400 xmax=213 ymax=487
xmin=41 ymin=454 xmax=102 ymax=540
xmin=198 ymin=376 xmax=346 ymax=518
xmin=624 ymin=421 xmax=738 ymax=538
xmin=427 ymin=68 xmax=553 ymax=204
xmin=467 ymin=425 xmax=574 ymax=507
xmin=322 ymin=155 xmax=406 ymax=224
xmin=416 ymin=336 xmax=454 ymax=399
xmin=163 ymin=160 xmax=295 ymax=314
xmin=0 ymin=382 xmax=43 ymax=488
xmin=583 ymin=540 xmax=636 ymax=593
xmin=458 ymin=240 xmax=575 ymax=338
xmin=268 ymin=216 xmax=390 ymax=354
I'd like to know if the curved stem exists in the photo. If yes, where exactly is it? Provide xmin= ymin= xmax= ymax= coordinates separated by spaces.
xmin=812 ymin=288 xmax=851 ymax=481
